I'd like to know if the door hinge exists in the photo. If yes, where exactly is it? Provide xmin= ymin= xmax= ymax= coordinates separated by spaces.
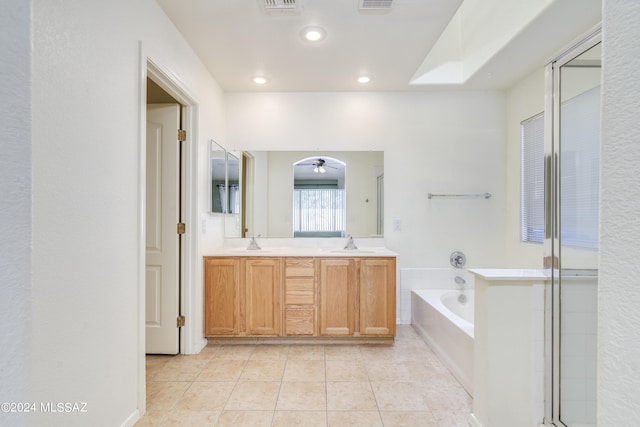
xmin=177 ymin=315 xmax=186 ymax=328
xmin=177 ymin=129 xmax=186 ymax=142
xmin=177 ymin=223 xmax=186 ymax=234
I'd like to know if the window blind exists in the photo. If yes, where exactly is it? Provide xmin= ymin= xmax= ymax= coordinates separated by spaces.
xmin=521 ymin=112 xmax=545 ymax=244
xmin=520 ymin=86 xmax=600 ymax=249
xmin=293 ymin=188 xmax=346 ymax=233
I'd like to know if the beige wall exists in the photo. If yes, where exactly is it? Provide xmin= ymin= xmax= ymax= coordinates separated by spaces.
xmin=1 ymin=2 xmax=31 ymax=422
xmin=504 ymin=68 xmax=546 ymax=268
xmin=31 ymin=0 xmax=226 ymax=425
xmin=599 ymin=0 xmax=640 ymax=423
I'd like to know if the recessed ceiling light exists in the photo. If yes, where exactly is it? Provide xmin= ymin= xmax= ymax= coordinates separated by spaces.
xmin=252 ymin=76 xmax=269 ymax=85
xmin=357 ymin=75 xmax=372 ymax=84
xmin=301 ymin=26 xmax=326 ymax=42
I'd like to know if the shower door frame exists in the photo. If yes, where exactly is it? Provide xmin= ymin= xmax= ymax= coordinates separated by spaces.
xmin=543 ymin=26 xmax=601 ymax=427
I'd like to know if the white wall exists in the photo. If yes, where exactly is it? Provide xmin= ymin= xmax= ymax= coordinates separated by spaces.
xmin=225 ymin=91 xmax=507 ymax=270
xmin=599 ymin=0 xmax=640 ymax=423
xmin=30 ymin=0 xmax=225 ymax=425
xmin=0 ymin=2 xmax=31 ymax=426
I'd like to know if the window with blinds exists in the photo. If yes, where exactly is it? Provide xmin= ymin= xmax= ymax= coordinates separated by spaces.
xmin=293 ymin=188 xmax=346 ymax=235
xmin=520 ymin=85 xmax=600 ymax=249
xmin=521 ymin=112 xmax=545 ymax=244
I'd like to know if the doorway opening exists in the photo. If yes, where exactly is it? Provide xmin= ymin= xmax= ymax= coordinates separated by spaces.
xmin=138 ymin=54 xmax=199 ymax=414
xmin=145 ymin=78 xmax=184 ymax=355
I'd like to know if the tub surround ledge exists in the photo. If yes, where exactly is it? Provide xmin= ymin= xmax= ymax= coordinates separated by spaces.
xmin=469 ymin=268 xmax=549 ymax=281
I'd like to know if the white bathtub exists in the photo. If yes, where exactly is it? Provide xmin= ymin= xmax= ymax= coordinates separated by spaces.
xmin=411 ymin=289 xmax=474 ymax=395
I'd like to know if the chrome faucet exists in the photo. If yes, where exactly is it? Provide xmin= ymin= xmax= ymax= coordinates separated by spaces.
xmin=247 ymin=234 xmax=261 ymax=250
xmin=343 ymin=235 xmax=358 ymax=250
xmin=455 ymin=276 xmax=467 ymax=303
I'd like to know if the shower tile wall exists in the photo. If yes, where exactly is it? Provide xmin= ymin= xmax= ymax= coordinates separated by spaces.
xmin=561 ymin=278 xmax=598 ymax=424
xmin=399 ymin=268 xmax=474 ymax=324
xmin=532 ymin=283 xmax=545 ymax=426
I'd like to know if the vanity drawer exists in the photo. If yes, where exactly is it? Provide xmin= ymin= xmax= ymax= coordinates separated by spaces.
xmin=285 ymin=308 xmax=315 ymax=336
xmin=285 ymin=278 xmax=315 ymax=305
xmin=285 ymin=258 xmax=315 ymax=277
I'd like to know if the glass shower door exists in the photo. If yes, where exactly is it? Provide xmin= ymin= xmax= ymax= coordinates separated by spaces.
xmin=546 ymin=31 xmax=600 ymax=427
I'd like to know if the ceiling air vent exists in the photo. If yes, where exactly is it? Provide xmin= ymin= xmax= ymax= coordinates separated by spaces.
xmin=261 ymin=0 xmax=298 ymax=13
xmin=359 ymin=0 xmax=393 ymax=10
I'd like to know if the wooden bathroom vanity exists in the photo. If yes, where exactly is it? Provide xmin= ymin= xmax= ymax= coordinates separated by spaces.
xmin=203 ymin=250 xmax=396 ymax=340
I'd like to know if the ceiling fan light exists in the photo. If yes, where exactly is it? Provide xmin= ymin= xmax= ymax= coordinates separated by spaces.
xmin=319 ymin=166 xmax=326 ymax=173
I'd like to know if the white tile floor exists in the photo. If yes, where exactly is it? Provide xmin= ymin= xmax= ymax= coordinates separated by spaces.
xmin=136 ymin=325 xmax=472 ymax=426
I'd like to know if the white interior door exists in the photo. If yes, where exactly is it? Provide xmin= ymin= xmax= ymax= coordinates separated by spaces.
xmin=145 ymin=104 xmax=180 ymax=354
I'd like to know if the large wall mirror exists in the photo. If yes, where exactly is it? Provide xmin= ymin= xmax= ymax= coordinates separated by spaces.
xmin=218 ymin=150 xmax=384 ymax=239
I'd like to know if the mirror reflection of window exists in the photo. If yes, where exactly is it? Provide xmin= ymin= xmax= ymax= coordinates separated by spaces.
xmin=228 ymin=184 xmax=240 ymax=214
xmin=224 ymin=151 xmax=243 ymax=237
xmin=228 ymin=150 xmax=383 ymax=238
xmin=293 ymin=157 xmax=346 ymax=238
xmin=210 ymin=141 xmax=226 ymax=213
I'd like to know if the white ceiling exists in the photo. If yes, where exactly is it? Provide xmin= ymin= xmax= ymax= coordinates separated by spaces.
xmin=156 ymin=0 xmax=602 ymax=92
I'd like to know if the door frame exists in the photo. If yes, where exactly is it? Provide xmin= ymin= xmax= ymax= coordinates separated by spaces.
xmin=136 ymin=42 xmax=201 ymax=415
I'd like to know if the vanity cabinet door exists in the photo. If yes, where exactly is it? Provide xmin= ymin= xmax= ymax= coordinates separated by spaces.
xmin=359 ymin=258 xmax=396 ymax=336
xmin=244 ymin=258 xmax=282 ymax=336
xmin=204 ymin=257 xmax=240 ymax=336
xmin=318 ymin=258 xmax=356 ymax=336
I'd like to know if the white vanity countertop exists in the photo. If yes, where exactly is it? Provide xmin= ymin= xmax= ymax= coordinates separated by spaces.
xmin=469 ymin=268 xmax=550 ymax=281
xmin=206 ymin=247 xmax=397 ymax=257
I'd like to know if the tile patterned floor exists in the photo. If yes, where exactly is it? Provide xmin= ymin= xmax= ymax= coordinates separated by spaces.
xmin=136 ymin=325 xmax=472 ymax=426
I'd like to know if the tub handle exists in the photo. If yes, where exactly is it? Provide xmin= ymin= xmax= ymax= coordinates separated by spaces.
xmin=450 ymin=251 xmax=466 ymax=268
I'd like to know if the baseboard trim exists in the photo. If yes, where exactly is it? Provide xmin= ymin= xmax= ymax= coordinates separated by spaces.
xmin=195 ymin=337 xmax=208 ymax=354
xmin=120 ymin=409 xmax=142 ymax=427
xmin=469 ymin=413 xmax=483 ymax=427
xmin=205 ymin=336 xmax=394 ymax=345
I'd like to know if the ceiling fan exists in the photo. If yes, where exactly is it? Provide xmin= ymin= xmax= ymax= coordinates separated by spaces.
xmin=297 ymin=158 xmax=338 ymax=174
